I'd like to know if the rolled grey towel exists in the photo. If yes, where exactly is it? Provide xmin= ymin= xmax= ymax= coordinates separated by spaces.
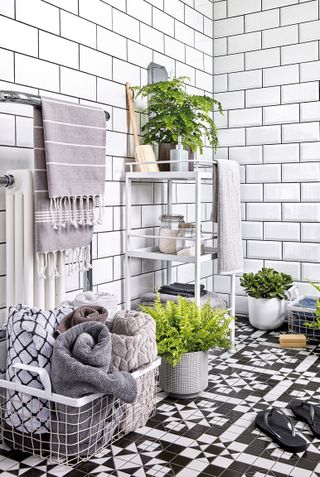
xmin=56 ymin=305 xmax=108 ymax=334
xmin=51 ymin=322 xmax=137 ymax=403
xmin=111 ymin=310 xmax=157 ymax=373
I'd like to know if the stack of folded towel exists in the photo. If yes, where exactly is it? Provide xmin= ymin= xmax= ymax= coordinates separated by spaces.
xmin=140 ymin=282 xmax=227 ymax=309
xmin=62 ymin=291 xmax=118 ymax=326
xmin=158 ymin=282 xmax=206 ymax=297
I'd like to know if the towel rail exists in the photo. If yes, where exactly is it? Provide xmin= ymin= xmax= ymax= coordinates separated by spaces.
xmin=0 ymin=90 xmax=111 ymax=121
xmin=0 ymin=174 xmax=15 ymax=188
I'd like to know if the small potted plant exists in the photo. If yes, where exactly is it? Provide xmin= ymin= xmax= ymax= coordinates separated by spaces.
xmin=133 ymin=77 xmax=223 ymax=170
xmin=240 ymin=268 xmax=294 ymax=331
xmin=140 ymin=295 xmax=233 ymax=399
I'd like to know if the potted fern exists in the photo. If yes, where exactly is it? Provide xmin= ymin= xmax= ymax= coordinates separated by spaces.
xmin=240 ymin=268 xmax=294 ymax=331
xmin=133 ymin=77 xmax=223 ymax=171
xmin=140 ymin=295 xmax=232 ymax=399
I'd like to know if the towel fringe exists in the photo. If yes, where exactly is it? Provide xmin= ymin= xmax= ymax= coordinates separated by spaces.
xmin=48 ymin=194 xmax=104 ymax=229
xmin=37 ymin=245 xmax=91 ymax=279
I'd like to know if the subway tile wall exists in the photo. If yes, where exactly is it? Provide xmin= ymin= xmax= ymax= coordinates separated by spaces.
xmin=0 ymin=0 xmax=214 ymax=319
xmin=214 ymin=0 xmax=320 ymax=313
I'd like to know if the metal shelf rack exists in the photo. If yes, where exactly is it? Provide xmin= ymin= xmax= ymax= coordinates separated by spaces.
xmin=124 ymin=161 xmax=236 ymax=347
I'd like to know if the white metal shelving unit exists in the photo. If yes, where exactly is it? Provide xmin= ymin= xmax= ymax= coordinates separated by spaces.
xmin=124 ymin=161 xmax=236 ymax=347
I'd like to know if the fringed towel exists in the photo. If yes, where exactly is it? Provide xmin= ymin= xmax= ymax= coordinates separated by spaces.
xmin=34 ymin=98 xmax=106 ymax=278
xmin=211 ymin=159 xmax=244 ymax=275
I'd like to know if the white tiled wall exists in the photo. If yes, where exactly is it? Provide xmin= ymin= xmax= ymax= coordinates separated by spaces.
xmin=0 ymin=0 xmax=214 ymax=316
xmin=214 ymin=0 xmax=320 ymax=314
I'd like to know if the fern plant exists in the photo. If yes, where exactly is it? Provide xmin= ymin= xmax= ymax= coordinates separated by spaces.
xmin=304 ymin=282 xmax=320 ymax=329
xmin=240 ymin=268 xmax=293 ymax=300
xmin=140 ymin=295 xmax=233 ymax=366
xmin=133 ymin=77 xmax=223 ymax=154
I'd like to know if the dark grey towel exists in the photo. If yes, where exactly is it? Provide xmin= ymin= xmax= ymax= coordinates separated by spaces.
xmin=51 ymin=322 xmax=137 ymax=403
xmin=34 ymin=98 xmax=106 ymax=278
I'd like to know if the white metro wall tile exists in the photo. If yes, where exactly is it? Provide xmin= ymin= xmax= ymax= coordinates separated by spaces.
xmin=283 ymin=203 xmax=320 ymax=222
xmin=281 ymin=42 xmax=319 ymax=65
xmin=301 ymin=142 xmax=320 ymax=162
xmin=280 ymin=1 xmax=318 ymax=27
xmin=79 ymin=0 xmax=112 ymax=28
xmin=229 ymin=146 xmax=263 ymax=164
xmin=282 ymin=162 xmax=320 ymax=182
xmin=245 ymin=9 xmax=279 ymax=32
xmin=281 ymin=82 xmax=319 ymax=104
xmin=301 ymin=224 xmax=320 ymax=242
xmin=247 ymin=241 xmax=282 ymax=260
xmin=228 ymin=0 xmax=261 ymax=17
xmin=263 ymin=64 xmax=299 ymax=87
xmin=301 ymin=102 xmax=320 ymax=122
xmin=229 ymin=108 xmax=262 ymax=128
xmin=284 ymin=243 xmax=320 ymax=263
xmin=40 ymin=32 xmax=79 ymax=69
xmin=80 ymin=46 xmax=112 ymax=79
xmin=0 ymin=0 xmax=15 ymax=17
xmin=246 ymin=164 xmax=281 ymax=183
xmin=0 ymin=16 xmax=38 ymax=56
xmin=264 ymin=183 xmax=300 ymax=202
xmin=262 ymin=25 xmax=298 ymax=49
xmin=265 ymin=260 xmax=301 ymax=280
xmin=263 ymin=144 xmax=299 ymax=163
xmin=228 ymin=70 xmax=262 ymax=91
xmin=60 ymin=68 xmax=96 ymax=100
xmin=264 ymin=222 xmax=300 ymax=241
xmin=282 ymin=123 xmax=320 ymax=143
xmin=15 ymin=55 xmax=59 ymax=91
xmin=247 ymin=126 xmax=281 ymax=145
xmin=61 ymin=11 xmax=96 ymax=48
xmin=228 ymin=32 xmax=261 ymax=54
xmin=242 ymin=222 xmax=263 ymax=240
xmin=16 ymin=0 xmax=60 ymax=34
xmin=247 ymin=203 xmax=281 ymax=221
xmin=263 ymin=104 xmax=299 ymax=125
xmin=301 ymin=183 xmax=320 ymax=202
xmin=246 ymin=87 xmax=280 ymax=107
xmin=245 ymin=48 xmax=280 ymax=70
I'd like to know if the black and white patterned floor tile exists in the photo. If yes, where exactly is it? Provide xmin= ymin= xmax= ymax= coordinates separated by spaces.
xmin=1 ymin=318 xmax=320 ymax=476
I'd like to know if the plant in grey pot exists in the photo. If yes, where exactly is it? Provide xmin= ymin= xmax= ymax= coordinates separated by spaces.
xmin=240 ymin=268 xmax=294 ymax=331
xmin=140 ymin=295 xmax=233 ymax=399
xmin=133 ymin=77 xmax=223 ymax=171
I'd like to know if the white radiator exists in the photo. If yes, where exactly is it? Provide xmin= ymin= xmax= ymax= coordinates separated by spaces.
xmin=5 ymin=170 xmax=65 ymax=311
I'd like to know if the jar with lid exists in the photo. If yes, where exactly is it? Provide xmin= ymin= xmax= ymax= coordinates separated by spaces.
xmin=176 ymin=222 xmax=205 ymax=256
xmin=159 ymin=214 xmax=184 ymax=254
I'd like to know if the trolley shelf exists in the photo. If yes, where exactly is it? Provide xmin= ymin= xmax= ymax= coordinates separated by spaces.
xmin=126 ymin=246 xmax=218 ymax=263
xmin=126 ymin=171 xmax=214 ymax=181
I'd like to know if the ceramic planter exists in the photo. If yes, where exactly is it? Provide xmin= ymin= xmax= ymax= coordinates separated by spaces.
xmin=159 ymin=351 xmax=208 ymax=399
xmin=248 ymin=295 xmax=286 ymax=330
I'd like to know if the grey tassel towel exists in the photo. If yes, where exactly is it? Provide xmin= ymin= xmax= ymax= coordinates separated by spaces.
xmin=211 ymin=159 xmax=244 ymax=275
xmin=33 ymin=98 xmax=106 ymax=278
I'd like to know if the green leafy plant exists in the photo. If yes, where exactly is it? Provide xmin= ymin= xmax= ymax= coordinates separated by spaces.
xmin=133 ymin=77 xmax=223 ymax=154
xmin=140 ymin=295 xmax=233 ymax=366
xmin=240 ymin=268 xmax=293 ymax=300
xmin=304 ymin=282 xmax=320 ymax=329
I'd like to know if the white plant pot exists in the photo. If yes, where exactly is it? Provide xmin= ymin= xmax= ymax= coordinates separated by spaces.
xmin=159 ymin=351 xmax=208 ymax=399
xmin=248 ymin=296 xmax=286 ymax=331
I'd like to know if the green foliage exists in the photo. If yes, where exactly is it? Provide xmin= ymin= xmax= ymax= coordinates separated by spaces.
xmin=133 ymin=77 xmax=223 ymax=154
xmin=240 ymin=267 xmax=293 ymax=300
xmin=140 ymin=295 xmax=233 ymax=366
xmin=304 ymin=282 xmax=320 ymax=329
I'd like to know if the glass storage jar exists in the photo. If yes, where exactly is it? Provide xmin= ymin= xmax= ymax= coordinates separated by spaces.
xmin=159 ymin=214 xmax=184 ymax=254
xmin=176 ymin=223 xmax=205 ymax=256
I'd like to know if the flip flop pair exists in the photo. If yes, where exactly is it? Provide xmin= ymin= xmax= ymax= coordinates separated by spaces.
xmin=256 ymin=400 xmax=320 ymax=453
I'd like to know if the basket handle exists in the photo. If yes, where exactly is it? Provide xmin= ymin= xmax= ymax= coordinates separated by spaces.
xmin=11 ymin=363 xmax=52 ymax=396
xmin=287 ymin=285 xmax=300 ymax=302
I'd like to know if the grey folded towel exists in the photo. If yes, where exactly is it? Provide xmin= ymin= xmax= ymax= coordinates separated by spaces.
xmin=56 ymin=305 xmax=108 ymax=334
xmin=211 ymin=159 xmax=243 ymax=275
xmin=51 ymin=322 xmax=137 ymax=403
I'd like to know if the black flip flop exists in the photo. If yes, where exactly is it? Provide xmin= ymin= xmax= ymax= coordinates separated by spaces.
xmin=255 ymin=408 xmax=308 ymax=453
xmin=291 ymin=399 xmax=320 ymax=438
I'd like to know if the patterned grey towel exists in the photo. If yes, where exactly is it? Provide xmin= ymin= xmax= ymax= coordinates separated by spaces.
xmin=34 ymin=98 xmax=106 ymax=278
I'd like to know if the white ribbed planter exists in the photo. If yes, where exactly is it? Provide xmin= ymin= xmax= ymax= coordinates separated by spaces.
xmin=159 ymin=351 xmax=208 ymax=399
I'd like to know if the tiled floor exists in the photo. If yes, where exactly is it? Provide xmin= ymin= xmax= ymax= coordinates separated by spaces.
xmin=1 ymin=318 xmax=320 ymax=477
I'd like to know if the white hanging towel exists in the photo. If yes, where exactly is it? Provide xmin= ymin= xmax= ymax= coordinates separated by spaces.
xmin=211 ymin=159 xmax=244 ymax=275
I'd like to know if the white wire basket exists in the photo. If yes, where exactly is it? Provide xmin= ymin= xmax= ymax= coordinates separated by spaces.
xmin=287 ymin=296 xmax=320 ymax=342
xmin=0 ymin=358 xmax=160 ymax=466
